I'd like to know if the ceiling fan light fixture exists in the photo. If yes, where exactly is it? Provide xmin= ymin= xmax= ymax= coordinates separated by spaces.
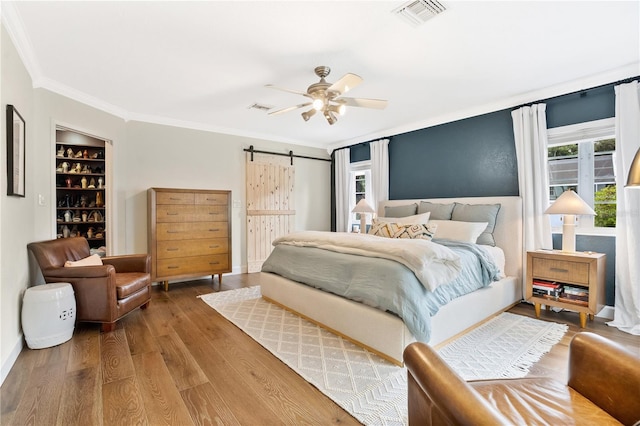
xmin=301 ymin=109 xmax=316 ymax=121
xmin=324 ymin=110 xmax=337 ymax=125
xmin=312 ymin=98 xmax=325 ymax=111
xmin=328 ymin=104 xmax=346 ymax=116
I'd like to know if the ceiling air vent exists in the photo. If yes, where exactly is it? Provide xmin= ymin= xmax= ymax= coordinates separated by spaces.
xmin=248 ymin=103 xmax=273 ymax=112
xmin=393 ymin=0 xmax=446 ymax=26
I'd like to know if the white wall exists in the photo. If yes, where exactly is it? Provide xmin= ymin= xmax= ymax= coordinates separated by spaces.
xmin=0 ymin=27 xmax=331 ymax=384
xmin=1 ymin=23 xmax=36 ymax=383
xmin=123 ymin=121 xmax=331 ymax=270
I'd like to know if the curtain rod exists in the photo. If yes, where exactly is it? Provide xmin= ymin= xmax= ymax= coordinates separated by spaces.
xmin=244 ymin=145 xmax=331 ymax=165
xmin=515 ymin=75 xmax=640 ymax=109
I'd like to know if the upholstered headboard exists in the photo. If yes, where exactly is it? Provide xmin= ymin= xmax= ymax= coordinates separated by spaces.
xmin=378 ymin=197 xmax=523 ymax=281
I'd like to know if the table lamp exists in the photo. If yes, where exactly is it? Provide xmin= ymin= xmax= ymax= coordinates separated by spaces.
xmin=544 ymin=190 xmax=596 ymax=252
xmin=352 ymin=199 xmax=375 ymax=233
xmin=627 ymin=147 xmax=640 ymax=187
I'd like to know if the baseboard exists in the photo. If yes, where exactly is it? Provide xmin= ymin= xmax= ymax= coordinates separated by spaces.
xmin=1 ymin=335 xmax=24 ymax=386
xmin=596 ymin=305 xmax=615 ymax=320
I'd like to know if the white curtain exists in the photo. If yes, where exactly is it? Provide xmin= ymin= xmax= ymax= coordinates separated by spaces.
xmin=512 ymin=104 xmax=553 ymax=286
xmin=608 ymin=81 xmax=640 ymax=335
xmin=370 ymin=138 xmax=390 ymax=215
xmin=335 ymin=148 xmax=351 ymax=232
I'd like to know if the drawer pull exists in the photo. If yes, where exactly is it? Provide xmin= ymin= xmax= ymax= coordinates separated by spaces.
xmin=167 ymin=266 xmax=179 ymax=269
xmin=166 ymin=212 xmax=179 ymax=216
xmin=169 ymin=197 xmax=181 ymax=200
xmin=209 ymin=228 xmax=220 ymax=232
xmin=166 ymin=248 xmax=179 ymax=251
xmin=209 ymin=245 xmax=219 ymax=249
xmin=208 ymin=212 xmax=219 ymax=215
xmin=550 ymin=267 xmax=569 ymax=273
xmin=209 ymin=261 xmax=220 ymax=265
xmin=167 ymin=230 xmax=180 ymax=234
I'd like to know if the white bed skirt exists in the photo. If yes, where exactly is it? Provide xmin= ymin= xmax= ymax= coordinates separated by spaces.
xmin=260 ymin=271 xmax=521 ymax=365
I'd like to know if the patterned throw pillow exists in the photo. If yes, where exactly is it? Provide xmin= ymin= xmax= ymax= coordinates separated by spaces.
xmin=369 ymin=220 xmax=437 ymax=240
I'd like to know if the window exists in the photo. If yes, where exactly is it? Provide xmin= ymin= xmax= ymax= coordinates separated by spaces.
xmin=349 ymin=161 xmax=371 ymax=231
xmin=547 ymin=118 xmax=616 ymax=232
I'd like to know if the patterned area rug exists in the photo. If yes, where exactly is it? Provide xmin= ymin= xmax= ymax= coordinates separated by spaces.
xmin=199 ymin=286 xmax=568 ymax=426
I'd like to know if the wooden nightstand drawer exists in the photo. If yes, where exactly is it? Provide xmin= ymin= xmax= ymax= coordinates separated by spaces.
xmin=532 ymin=257 xmax=589 ymax=285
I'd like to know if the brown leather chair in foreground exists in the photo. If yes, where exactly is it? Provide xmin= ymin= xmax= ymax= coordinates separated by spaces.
xmin=404 ymin=332 xmax=640 ymax=426
xmin=27 ymin=237 xmax=151 ymax=333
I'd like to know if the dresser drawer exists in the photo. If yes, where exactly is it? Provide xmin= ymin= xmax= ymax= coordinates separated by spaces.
xmin=157 ymin=238 xmax=228 ymax=259
xmin=156 ymin=191 xmax=195 ymax=205
xmin=156 ymin=222 xmax=228 ymax=241
xmin=195 ymin=193 xmax=228 ymax=205
xmin=532 ymin=257 xmax=589 ymax=285
xmin=156 ymin=205 xmax=228 ymax=223
xmin=156 ymin=254 xmax=229 ymax=277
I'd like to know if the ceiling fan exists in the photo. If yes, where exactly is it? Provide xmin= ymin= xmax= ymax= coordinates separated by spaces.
xmin=265 ymin=66 xmax=388 ymax=125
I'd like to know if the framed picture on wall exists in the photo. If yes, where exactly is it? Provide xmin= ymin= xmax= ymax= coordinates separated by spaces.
xmin=6 ymin=104 xmax=25 ymax=197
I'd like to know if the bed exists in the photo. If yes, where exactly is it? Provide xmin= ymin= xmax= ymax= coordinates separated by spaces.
xmin=260 ymin=196 xmax=523 ymax=365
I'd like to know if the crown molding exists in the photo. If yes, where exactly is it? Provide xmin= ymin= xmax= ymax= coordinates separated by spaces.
xmin=1 ymin=1 xmax=43 ymax=83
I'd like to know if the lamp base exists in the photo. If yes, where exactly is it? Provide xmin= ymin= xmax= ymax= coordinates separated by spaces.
xmin=360 ymin=216 xmax=367 ymax=234
xmin=561 ymin=215 xmax=577 ymax=252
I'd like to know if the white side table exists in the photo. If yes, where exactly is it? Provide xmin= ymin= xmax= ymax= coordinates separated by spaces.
xmin=22 ymin=283 xmax=76 ymax=349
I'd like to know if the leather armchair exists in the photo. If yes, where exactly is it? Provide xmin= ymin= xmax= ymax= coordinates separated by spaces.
xmin=27 ymin=237 xmax=151 ymax=332
xmin=404 ymin=332 xmax=640 ymax=426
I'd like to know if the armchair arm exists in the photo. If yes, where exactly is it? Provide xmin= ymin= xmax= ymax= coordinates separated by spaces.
xmin=102 ymin=254 xmax=150 ymax=273
xmin=568 ymin=332 xmax=640 ymax=425
xmin=403 ymin=342 xmax=510 ymax=426
xmin=43 ymin=264 xmax=115 ymax=279
xmin=42 ymin=265 xmax=118 ymax=323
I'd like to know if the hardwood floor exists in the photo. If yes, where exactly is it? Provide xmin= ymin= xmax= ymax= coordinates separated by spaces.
xmin=2 ymin=274 xmax=638 ymax=425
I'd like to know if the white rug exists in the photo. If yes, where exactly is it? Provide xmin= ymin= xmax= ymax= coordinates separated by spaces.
xmin=199 ymin=286 xmax=568 ymax=426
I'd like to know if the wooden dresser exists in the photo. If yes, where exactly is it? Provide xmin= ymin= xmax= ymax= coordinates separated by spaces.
xmin=148 ymin=188 xmax=231 ymax=291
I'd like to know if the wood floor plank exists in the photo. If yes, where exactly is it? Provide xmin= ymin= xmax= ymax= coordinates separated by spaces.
xmin=180 ymin=382 xmax=240 ymax=426
xmin=120 ymin=309 xmax=159 ymax=355
xmin=131 ymin=351 xmax=194 ymax=425
xmin=168 ymin=306 xmax=283 ymax=425
xmin=155 ymin=330 xmax=208 ymax=391
xmin=66 ymin=324 xmax=101 ymax=372
xmin=100 ymin=329 xmax=135 ymax=384
xmin=9 ymin=362 xmax=66 ymax=426
xmin=102 ymin=377 xmax=148 ymax=425
xmin=142 ymin=289 xmax=183 ymax=337
xmin=56 ymin=366 xmax=102 ymax=426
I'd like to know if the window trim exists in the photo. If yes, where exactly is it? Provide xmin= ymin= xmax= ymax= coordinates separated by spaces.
xmin=349 ymin=160 xmax=372 ymax=230
xmin=547 ymin=118 xmax=616 ymax=237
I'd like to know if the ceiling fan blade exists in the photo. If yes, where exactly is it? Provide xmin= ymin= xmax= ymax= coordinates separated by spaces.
xmin=265 ymin=84 xmax=310 ymax=97
xmin=268 ymin=102 xmax=312 ymax=115
xmin=327 ymin=73 xmax=363 ymax=96
xmin=337 ymin=97 xmax=388 ymax=109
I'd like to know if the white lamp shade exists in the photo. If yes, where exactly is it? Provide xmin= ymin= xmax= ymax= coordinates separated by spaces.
xmin=544 ymin=190 xmax=596 ymax=215
xmin=352 ymin=199 xmax=375 ymax=213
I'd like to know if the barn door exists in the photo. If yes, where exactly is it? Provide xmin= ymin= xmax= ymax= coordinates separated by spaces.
xmin=246 ymin=153 xmax=295 ymax=273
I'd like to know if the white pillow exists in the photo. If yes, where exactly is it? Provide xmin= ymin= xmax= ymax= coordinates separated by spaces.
xmin=64 ymin=254 xmax=103 ymax=267
xmin=430 ymin=220 xmax=488 ymax=244
xmin=375 ymin=212 xmax=430 ymax=225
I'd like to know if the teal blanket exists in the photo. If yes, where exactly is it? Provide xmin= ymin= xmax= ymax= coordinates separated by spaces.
xmin=261 ymin=239 xmax=500 ymax=343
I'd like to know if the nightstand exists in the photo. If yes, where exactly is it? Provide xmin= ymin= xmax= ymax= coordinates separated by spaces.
xmin=526 ymin=250 xmax=606 ymax=328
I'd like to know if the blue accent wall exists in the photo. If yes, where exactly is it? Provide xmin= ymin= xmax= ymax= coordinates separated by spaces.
xmin=350 ymin=143 xmax=371 ymax=163
xmin=389 ymin=109 xmax=518 ymax=199
xmin=546 ymin=84 xmax=616 ymax=128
